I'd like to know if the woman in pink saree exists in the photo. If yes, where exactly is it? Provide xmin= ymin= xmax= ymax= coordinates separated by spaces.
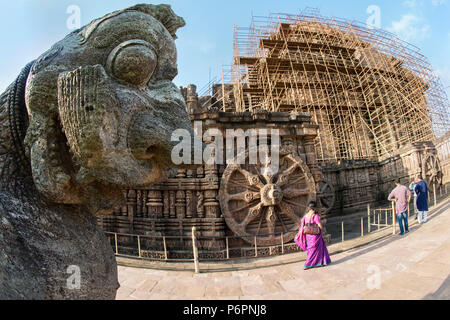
xmin=294 ymin=202 xmax=331 ymax=270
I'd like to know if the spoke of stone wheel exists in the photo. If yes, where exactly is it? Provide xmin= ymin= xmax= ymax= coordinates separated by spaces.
xmin=266 ymin=206 xmax=277 ymax=239
xmin=255 ymin=208 xmax=265 ymax=236
xmin=286 ymin=174 xmax=305 ymax=186
xmin=237 ymin=167 xmax=264 ymax=189
xmin=282 ymin=198 xmax=307 ymax=210
xmin=229 ymin=200 xmax=260 ymax=214
xmin=240 ymin=203 xmax=264 ymax=228
xmin=283 ymin=188 xmax=310 ymax=199
xmin=227 ymin=179 xmax=260 ymax=193
xmin=275 ymin=208 xmax=288 ymax=233
xmin=228 ymin=191 xmax=260 ymax=202
xmin=321 ymin=197 xmax=330 ymax=208
xmin=276 ymin=164 xmax=299 ymax=186
xmin=278 ymin=202 xmax=302 ymax=225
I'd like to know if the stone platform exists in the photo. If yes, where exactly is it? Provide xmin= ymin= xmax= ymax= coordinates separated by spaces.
xmin=116 ymin=197 xmax=450 ymax=300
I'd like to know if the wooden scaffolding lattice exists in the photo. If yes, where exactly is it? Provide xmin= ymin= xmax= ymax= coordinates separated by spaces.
xmin=211 ymin=10 xmax=450 ymax=162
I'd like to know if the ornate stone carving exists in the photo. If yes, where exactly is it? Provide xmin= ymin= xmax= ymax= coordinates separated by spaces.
xmin=0 ymin=4 xmax=193 ymax=300
xmin=219 ymin=148 xmax=316 ymax=246
xmin=422 ymin=153 xmax=443 ymax=187
xmin=317 ymin=180 xmax=336 ymax=214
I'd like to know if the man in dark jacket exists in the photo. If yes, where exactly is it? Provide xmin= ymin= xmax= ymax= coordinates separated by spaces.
xmin=414 ymin=176 xmax=429 ymax=224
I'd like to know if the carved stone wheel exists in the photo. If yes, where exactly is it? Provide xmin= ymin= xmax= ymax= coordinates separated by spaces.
xmin=219 ymin=148 xmax=316 ymax=246
xmin=422 ymin=154 xmax=443 ymax=187
xmin=317 ymin=180 xmax=335 ymax=214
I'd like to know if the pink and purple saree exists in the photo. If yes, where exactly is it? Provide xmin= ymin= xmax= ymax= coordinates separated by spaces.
xmin=294 ymin=213 xmax=331 ymax=270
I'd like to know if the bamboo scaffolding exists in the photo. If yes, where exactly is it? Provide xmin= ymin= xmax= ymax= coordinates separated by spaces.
xmin=207 ymin=9 xmax=449 ymax=163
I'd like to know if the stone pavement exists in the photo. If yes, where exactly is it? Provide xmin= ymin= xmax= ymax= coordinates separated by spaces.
xmin=116 ymin=198 xmax=450 ymax=300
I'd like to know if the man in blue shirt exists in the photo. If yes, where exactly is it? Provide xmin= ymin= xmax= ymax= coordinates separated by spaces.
xmin=414 ymin=176 xmax=429 ymax=224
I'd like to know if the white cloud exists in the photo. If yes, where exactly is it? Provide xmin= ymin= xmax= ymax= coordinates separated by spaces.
xmin=403 ymin=0 xmax=418 ymax=7
xmin=433 ymin=68 xmax=450 ymax=85
xmin=387 ymin=14 xmax=431 ymax=41
xmin=431 ymin=0 xmax=446 ymax=6
xmin=198 ymin=41 xmax=216 ymax=54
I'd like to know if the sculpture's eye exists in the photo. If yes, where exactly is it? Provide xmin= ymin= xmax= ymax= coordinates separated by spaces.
xmin=106 ymin=40 xmax=157 ymax=86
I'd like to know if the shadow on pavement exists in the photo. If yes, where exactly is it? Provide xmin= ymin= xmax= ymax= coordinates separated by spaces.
xmin=331 ymin=200 xmax=449 ymax=267
xmin=423 ymin=275 xmax=450 ymax=300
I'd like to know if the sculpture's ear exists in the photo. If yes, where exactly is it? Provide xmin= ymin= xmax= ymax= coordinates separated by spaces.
xmin=125 ymin=4 xmax=186 ymax=39
xmin=29 ymin=114 xmax=82 ymax=204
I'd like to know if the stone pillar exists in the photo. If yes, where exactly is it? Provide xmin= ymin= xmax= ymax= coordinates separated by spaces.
xmin=186 ymin=190 xmax=193 ymax=218
xmin=147 ymin=190 xmax=163 ymax=217
xmin=142 ymin=190 xmax=148 ymax=217
xmin=163 ymin=191 xmax=170 ymax=218
xmin=169 ymin=191 xmax=176 ymax=218
xmin=136 ymin=190 xmax=142 ymax=217
xmin=197 ymin=191 xmax=205 ymax=218
xmin=176 ymin=190 xmax=186 ymax=219
xmin=126 ymin=189 xmax=136 ymax=232
xmin=204 ymin=164 xmax=220 ymax=218
xmin=186 ymin=84 xmax=198 ymax=114
xmin=304 ymin=136 xmax=321 ymax=183
xmin=121 ymin=190 xmax=127 ymax=216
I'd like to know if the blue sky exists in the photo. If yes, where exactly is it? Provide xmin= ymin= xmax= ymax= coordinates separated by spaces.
xmin=1 ymin=0 xmax=449 ymax=98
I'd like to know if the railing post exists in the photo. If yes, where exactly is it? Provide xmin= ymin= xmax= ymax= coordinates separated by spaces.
xmin=163 ymin=236 xmax=168 ymax=261
xmin=226 ymin=237 xmax=229 ymax=260
xmin=367 ymin=204 xmax=371 ymax=233
xmin=433 ymin=183 xmax=437 ymax=207
xmin=392 ymin=202 xmax=396 ymax=235
xmin=254 ymin=236 xmax=258 ymax=257
xmin=341 ymin=221 xmax=344 ymax=243
xmin=137 ymin=235 xmax=141 ymax=258
xmin=408 ymin=202 xmax=411 ymax=219
xmin=192 ymin=227 xmax=200 ymax=274
xmin=114 ymin=233 xmax=118 ymax=255
xmin=361 ymin=217 xmax=364 ymax=237
xmin=377 ymin=212 xmax=380 ymax=230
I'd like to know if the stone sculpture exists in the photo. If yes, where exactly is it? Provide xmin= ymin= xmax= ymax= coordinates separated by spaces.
xmin=0 ymin=4 xmax=195 ymax=299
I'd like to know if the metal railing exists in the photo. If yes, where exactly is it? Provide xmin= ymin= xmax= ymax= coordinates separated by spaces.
xmin=106 ymin=183 xmax=449 ymax=272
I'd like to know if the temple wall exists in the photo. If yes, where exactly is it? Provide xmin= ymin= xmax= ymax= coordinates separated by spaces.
xmin=436 ymin=132 xmax=450 ymax=186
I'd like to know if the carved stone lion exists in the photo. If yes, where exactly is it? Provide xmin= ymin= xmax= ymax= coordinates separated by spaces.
xmin=0 ymin=4 xmax=196 ymax=299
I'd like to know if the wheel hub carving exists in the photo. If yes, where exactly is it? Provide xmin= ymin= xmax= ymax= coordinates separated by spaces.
xmin=260 ymin=184 xmax=284 ymax=206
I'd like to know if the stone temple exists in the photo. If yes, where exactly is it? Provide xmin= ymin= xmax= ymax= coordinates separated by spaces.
xmin=101 ymin=10 xmax=449 ymax=260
